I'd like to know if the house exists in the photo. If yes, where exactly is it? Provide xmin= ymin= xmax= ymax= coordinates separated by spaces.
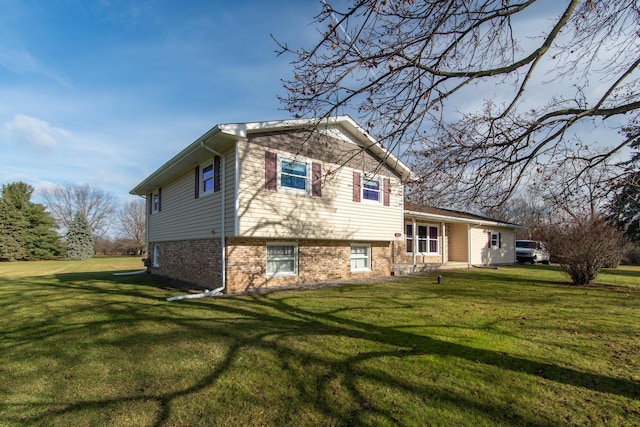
xmin=130 ymin=116 xmax=519 ymax=294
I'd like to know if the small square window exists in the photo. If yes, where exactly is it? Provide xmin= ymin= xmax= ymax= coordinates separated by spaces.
xmin=351 ymin=245 xmax=371 ymax=272
xmin=267 ymin=243 xmax=298 ymax=277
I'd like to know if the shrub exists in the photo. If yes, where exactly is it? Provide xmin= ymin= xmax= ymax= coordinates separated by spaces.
xmin=538 ymin=216 xmax=627 ymax=285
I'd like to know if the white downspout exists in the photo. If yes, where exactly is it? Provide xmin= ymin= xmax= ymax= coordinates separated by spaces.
xmin=167 ymin=141 xmax=226 ymax=301
xmin=441 ymin=221 xmax=446 ymax=266
xmin=467 ymin=224 xmax=471 ymax=267
xmin=412 ymin=217 xmax=417 ymax=268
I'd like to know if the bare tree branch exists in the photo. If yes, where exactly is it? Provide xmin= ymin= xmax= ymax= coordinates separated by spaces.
xmin=277 ymin=0 xmax=640 ymax=208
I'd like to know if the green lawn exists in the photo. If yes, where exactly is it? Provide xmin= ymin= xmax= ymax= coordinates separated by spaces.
xmin=1 ymin=258 xmax=639 ymax=426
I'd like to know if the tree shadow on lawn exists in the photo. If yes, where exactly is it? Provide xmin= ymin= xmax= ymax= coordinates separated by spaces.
xmin=4 ymin=272 xmax=640 ymax=426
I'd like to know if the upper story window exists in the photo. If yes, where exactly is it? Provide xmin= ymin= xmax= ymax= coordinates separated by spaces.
xmin=150 ymin=188 xmax=161 ymax=214
xmin=352 ymin=172 xmax=390 ymax=206
xmin=280 ymin=159 xmax=309 ymax=192
xmin=195 ymin=156 xmax=220 ymax=199
xmin=362 ymin=177 xmax=380 ymax=202
xmin=152 ymin=193 xmax=160 ymax=213
xmin=201 ymin=161 xmax=214 ymax=195
xmin=265 ymin=151 xmax=322 ymax=197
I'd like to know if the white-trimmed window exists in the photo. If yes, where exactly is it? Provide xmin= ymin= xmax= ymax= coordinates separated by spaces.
xmin=362 ymin=177 xmax=381 ymax=203
xmin=279 ymin=158 xmax=310 ymax=194
xmin=266 ymin=243 xmax=298 ymax=277
xmin=350 ymin=244 xmax=371 ymax=272
xmin=153 ymin=245 xmax=160 ymax=267
xmin=406 ymin=224 xmax=413 ymax=253
xmin=490 ymin=232 xmax=502 ymax=249
xmin=200 ymin=161 xmax=214 ymax=196
xmin=152 ymin=192 xmax=160 ymax=213
xmin=407 ymin=224 xmax=439 ymax=254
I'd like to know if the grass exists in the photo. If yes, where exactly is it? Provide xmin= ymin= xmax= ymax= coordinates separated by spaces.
xmin=1 ymin=258 xmax=639 ymax=426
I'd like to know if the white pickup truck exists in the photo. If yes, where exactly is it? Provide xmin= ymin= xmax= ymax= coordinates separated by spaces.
xmin=515 ymin=240 xmax=550 ymax=264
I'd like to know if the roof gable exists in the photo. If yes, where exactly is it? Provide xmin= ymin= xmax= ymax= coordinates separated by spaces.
xmin=131 ymin=116 xmax=415 ymax=196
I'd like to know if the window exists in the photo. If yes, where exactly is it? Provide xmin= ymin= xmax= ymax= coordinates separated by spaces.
xmin=490 ymin=232 xmax=502 ymax=249
xmin=406 ymin=224 xmax=413 ymax=253
xmin=266 ymin=243 xmax=298 ymax=277
xmin=201 ymin=161 xmax=214 ymax=195
xmin=362 ymin=177 xmax=380 ymax=202
xmin=152 ymin=192 xmax=160 ymax=213
xmin=351 ymin=245 xmax=371 ymax=272
xmin=280 ymin=158 xmax=309 ymax=192
xmin=265 ymin=152 xmax=321 ymax=197
xmin=412 ymin=224 xmax=438 ymax=254
xmin=153 ymin=245 xmax=160 ymax=267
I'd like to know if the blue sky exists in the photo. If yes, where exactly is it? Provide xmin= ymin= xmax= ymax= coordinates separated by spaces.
xmin=0 ymin=0 xmax=323 ymax=204
xmin=0 ymin=0 xmax=632 ymax=212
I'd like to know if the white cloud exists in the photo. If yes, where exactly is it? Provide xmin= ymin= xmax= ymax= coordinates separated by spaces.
xmin=5 ymin=114 xmax=72 ymax=148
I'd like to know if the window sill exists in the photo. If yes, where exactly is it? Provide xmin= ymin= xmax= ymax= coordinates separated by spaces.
xmin=267 ymin=272 xmax=298 ymax=278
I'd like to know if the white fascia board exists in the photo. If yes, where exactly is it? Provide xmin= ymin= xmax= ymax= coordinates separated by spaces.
xmin=130 ymin=127 xmax=223 ymax=195
xmin=404 ymin=210 xmax=522 ymax=229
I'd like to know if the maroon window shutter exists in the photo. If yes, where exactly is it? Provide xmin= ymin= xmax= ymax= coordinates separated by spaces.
xmin=158 ymin=187 xmax=162 ymax=212
xmin=214 ymin=156 xmax=221 ymax=192
xmin=265 ymin=151 xmax=277 ymax=191
xmin=353 ymin=172 xmax=361 ymax=202
xmin=312 ymin=162 xmax=322 ymax=197
xmin=498 ymin=232 xmax=502 ymax=248
xmin=194 ymin=166 xmax=200 ymax=199
xmin=383 ymin=178 xmax=390 ymax=206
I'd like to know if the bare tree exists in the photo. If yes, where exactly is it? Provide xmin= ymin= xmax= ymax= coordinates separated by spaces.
xmin=40 ymin=183 xmax=116 ymax=236
xmin=118 ymin=198 xmax=146 ymax=256
xmin=277 ymin=0 xmax=640 ymax=208
xmin=533 ymin=155 xmax=618 ymax=223
xmin=538 ymin=215 xmax=627 ymax=285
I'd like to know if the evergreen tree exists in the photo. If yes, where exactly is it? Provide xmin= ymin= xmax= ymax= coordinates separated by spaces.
xmin=65 ymin=211 xmax=94 ymax=260
xmin=0 ymin=200 xmax=27 ymax=261
xmin=0 ymin=182 xmax=59 ymax=261
xmin=24 ymin=203 xmax=60 ymax=259
xmin=610 ymin=128 xmax=640 ymax=244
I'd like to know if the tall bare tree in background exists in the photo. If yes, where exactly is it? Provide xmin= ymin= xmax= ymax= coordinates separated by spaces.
xmin=277 ymin=0 xmax=640 ymax=209
xmin=40 ymin=183 xmax=116 ymax=236
xmin=118 ymin=199 xmax=146 ymax=256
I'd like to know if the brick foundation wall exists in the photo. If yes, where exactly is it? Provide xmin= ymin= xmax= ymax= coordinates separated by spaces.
xmin=225 ymin=238 xmax=392 ymax=293
xmin=148 ymin=239 xmax=222 ymax=289
xmin=149 ymin=238 xmax=392 ymax=294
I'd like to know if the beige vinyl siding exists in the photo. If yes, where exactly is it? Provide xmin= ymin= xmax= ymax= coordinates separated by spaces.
xmin=469 ymin=226 xmax=515 ymax=265
xmin=236 ymin=140 xmax=403 ymax=241
xmin=148 ymin=146 xmax=235 ymax=242
xmin=448 ymin=223 xmax=469 ymax=262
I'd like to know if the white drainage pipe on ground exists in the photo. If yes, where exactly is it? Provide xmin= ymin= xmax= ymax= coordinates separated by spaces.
xmin=112 ymin=270 xmax=147 ymax=276
xmin=166 ymin=287 xmax=224 ymax=302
